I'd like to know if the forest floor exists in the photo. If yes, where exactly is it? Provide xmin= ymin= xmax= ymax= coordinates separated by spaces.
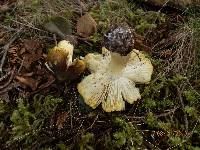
xmin=0 ymin=0 xmax=200 ymax=149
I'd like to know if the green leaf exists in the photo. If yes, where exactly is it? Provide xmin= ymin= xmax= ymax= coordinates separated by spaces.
xmin=44 ymin=17 xmax=72 ymax=38
xmin=184 ymin=106 xmax=198 ymax=117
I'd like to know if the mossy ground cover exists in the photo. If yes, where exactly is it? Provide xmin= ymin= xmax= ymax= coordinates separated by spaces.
xmin=0 ymin=0 xmax=200 ymax=149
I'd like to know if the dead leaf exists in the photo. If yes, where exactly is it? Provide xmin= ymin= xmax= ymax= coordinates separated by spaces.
xmin=23 ymin=39 xmax=43 ymax=53
xmin=76 ymin=13 xmax=97 ymax=38
xmin=44 ymin=17 xmax=72 ymax=38
xmin=0 ymin=28 xmax=7 ymax=45
xmin=8 ymin=46 xmax=20 ymax=65
xmin=38 ymin=75 xmax=55 ymax=89
xmin=21 ymin=39 xmax=43 ymax=70
xmin=0 ymin=93 xmax=9 ymax=102
xmin=23 ymin=54 xmax=42 ymax=70
xmin=20 ymin=72 xmax=34 ymax=77
xmin=160 ymin=49 xmax=175 ymax=58
xmin=15 ymin=76 xmax=39 ymax=91
xmin=0 ymin=4 xmax=9 ymax=13
xmin=134 ymin=34 xmax=151 ymax=52
xmin=56 ymin=112 xmax=69 ymax=130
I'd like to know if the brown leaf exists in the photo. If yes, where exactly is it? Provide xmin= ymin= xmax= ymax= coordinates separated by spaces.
xmin=21 ymin=39 xmax=44 ymax=70
xmin=76 ymin=13 xmax=97 ymax=38
xmin=56 ymin=112 xmax=69 ymax=130
xmin=160 ymin=49 xmax=175 ymax=58
xmin=0 ymin=4 xmax=9 ymax=13
xmin=15 ymin=76 xmax=39 ymax=91
xmin=8 ymin=46 xmax=20 ymax=65
xmin=134 ymin=34 xmax=151 ymax=52
xmin=23 ymin=39 xmax=43 ymax=53
xmin=0 ymin=93 xmax=9 ymax=102
xmin=44 ymin=17 xmax=72 ymax=38
xmin=23 ymin=54 xmax=42 ymax=70
xmin=38 ymin=75 xmax=55 ymax=89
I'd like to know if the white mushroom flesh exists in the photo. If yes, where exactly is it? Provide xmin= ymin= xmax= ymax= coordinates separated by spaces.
xmin=57 ymin=40 xmax=74 ymax=67
xmin=78 ymin=48 xmax=153 ymax=112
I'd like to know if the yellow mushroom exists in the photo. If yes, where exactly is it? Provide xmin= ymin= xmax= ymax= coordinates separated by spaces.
xmin=47 ymin=40 xmax=85 ymax=80
xmin=47 ymin=40 xmax=74 ymax=71
xmin=78 ymin=47 xmax=153 ymax=112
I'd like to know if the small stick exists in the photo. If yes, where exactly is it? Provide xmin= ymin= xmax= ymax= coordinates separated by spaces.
xmin=0 ymin=31 xmax=21 ymax=75
xmin=0 ymin=24 xmax=18 ymax=32
xmin=126 ymin=107 xmax=178 ymax=120
xmin=10 ymin=19 xmax=48 ymax=33
xmin=70 ymin=100 xmax=73 ymax=129
xmin=0 ymin=83 xmax=19 ymax=94
xmin=0 ymin=67 xmax=15 ymax=89
xmin=85 ymin=114 xmax=99 ymax=131
xmin=176 ymin=86 xmax=188 ymax=131
xmin=0 ymin=71 xmax=11 ymax=82
xmin=17 ymin=58 xmax=25 ymax=74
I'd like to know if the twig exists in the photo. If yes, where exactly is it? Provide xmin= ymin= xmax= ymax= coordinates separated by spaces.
xmin=126 ymin=107 xmax=178 ymax=120
xmin=0 ymin=67 xmax=16 ymax=89
xmin=28 ymin=76 xmax=55 ymax=96
xmin=0 ymin=81 xmax=19 ymax=95
xmin=85 ymin=114 xmax=99 ymax=131
xmin=0 ymin=31 xmax=21 ymax=75
xmin=176 ymin=86 xmax=188 ymax=131
xmin=0 ymin=24 xmax=18 ymax=32
xmin=70 ymin=100 xmax=73 ymax=129
xmin=10 ymin=19 xmax=48 ymax=33
xmin=167 ymin=120 xmax=199 ymax=150
xmin=0 ymin=71 xmax=11 ymax=82
xmin=17 ymin=58 xmax=24 ymax=74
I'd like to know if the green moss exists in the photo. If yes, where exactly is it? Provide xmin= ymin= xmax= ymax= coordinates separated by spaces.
xmin=8 ymin=95 xmax=63 ymax=147
xmin=90 ymin=0 xmax=166 ymax=38
xmin=105 ymin=117 xmax=144 ymax=150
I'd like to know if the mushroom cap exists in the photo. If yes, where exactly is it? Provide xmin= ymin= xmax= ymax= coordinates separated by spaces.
xmin=57 ymin=40 xmax=74 ymax=54
xmin=103 ymin=26 xmax=135 ymax=55
xmin=78 ymin=48 xmax=153 ymax=112
xmin=47 ymin=40 xmax=74 ymax=72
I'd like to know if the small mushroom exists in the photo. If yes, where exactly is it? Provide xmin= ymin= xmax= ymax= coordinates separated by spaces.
xmin=47 ymin=40 xmax=74 ymax=71
xmin=47 ymin=40 xmax=85 ymax=80
xmin=77 ymin=47 xmax=153 ymax=112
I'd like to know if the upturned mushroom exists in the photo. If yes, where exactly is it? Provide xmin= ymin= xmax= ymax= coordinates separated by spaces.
xmin=47 ymin=40 xmax=74 ymax=71
xmin=46 ymin=40 xmax=85 ymax=80
xmin=77 ymin=26 xmax=153 ymax=112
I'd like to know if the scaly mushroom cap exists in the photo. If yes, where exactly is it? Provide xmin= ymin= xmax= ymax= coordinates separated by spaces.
xmin=78 ymin=48 xmax=153 ymax=112
xmin=47 ymin=40 xmax=74 ymax=72
xmin=103 ymin=26 xmax=135 ymax=55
